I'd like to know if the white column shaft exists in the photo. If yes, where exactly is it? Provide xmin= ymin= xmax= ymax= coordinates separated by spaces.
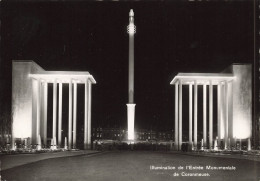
xmin=73 ymin=82 xmax=77 ymax=148
xmin=224 ymin=81 xmax=229 ymax=149
xmin=84 ymin=79 xmax=88 ymax=149
xmin=194 ymin=81 xmax=198 ymax=149
xmin=217 ymin=83 xmax=221 ymax=146
xmin=87 ymin=80 xmax=92 ymax=149
xmin=43 ymin=82 xmax=48 ymax=146
xmin=58 ymin=83 xmax=62 ymax=147
xmin=53 ymin=80 xmax=57 ymax=140
xmin=68 ymin=79 xmax=72 ymax=149
xmin=178 ymin=81 xmax=182 ymax=150
xmin=209 ymin=81 xmax=213 ymax=149
xmin=189 ymin=84 xmax=193 ymax=146
xmin=174 ymin=83 xmax=179 ymax=150
xmin=40 ymin=83 xmax=44 ymax=141
xmin=203 ymin=84 xmax=207 ymax=147
xmin=36 ymin=79 xmax=41 ymax=139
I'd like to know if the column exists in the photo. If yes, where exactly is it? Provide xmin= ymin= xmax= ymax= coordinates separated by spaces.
xmin=194 ymin=80 xmax=198 ymax=149
xmin=68 ymin=79 xmax=72 ymax=149
xmin=84 ymin=78 xmax=88 ymax=150
xmin=203 ymin=84 xmax=207 ymax=148
xmin=40 ymin=82 xmax=44 ymax=143
xmin=209 ymin=80 xmax=213 ymax=150
xmin=178 ymin=80 xmax=182 ymax=150
xmin=58 ymin=82 xmax=62 ymax=147
xmin=189 ymin=83 xmax=193 ymax=148
xmin=43 ymin=82 xmax=48 ymax=146
xmin=73 ymin=82 xmax=77 ymax=149
xmin=224 ymin=81 xmax=228 ymax=149
xmin=53 ymin=80 xmax=57 ymax=141
xmin=87 ymin=80 xmax=92 ymax=149
xmin=36 ymin=79 xmax=41 ymax=141
xmin=228 ymin=82 xmax=233 ymax=146
xmin=174 ymin=82 xmax=179 ymax=150
xmin=217 ymin=83 xmax=221 ymax=147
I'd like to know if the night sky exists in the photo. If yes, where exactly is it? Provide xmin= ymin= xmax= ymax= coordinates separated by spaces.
xmin=0 ymin=2 xmax=254 ymax=134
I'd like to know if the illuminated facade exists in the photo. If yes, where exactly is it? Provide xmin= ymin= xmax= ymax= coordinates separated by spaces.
xmin=11 ymin=60 xmax=96 ymax=150
xmin=171 ymin=64 xmax=252 ymax=150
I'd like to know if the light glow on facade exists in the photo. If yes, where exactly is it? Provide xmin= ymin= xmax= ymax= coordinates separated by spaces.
xmin=127 ymin=104 xmax=135 ymax=140
xmin=13 ymin=110 xmax=31 ymax=138
xmin=220 ymin=108 xmax=225 ymax=139
xmin=233 ymin=114 xmax=251 ymax=139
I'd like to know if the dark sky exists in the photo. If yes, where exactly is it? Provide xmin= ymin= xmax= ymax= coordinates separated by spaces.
xmin=0 ymin=1 xmax=254 ymax=133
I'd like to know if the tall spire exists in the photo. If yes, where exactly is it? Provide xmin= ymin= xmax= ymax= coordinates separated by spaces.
xmin=127 ymin=9 xmax=136 ymax=141
xmin=127 ymin=9 xmax=136 ymax=103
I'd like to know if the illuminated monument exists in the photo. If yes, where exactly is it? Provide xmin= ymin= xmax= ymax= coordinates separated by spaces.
xmin=11 ymin=60 xmax=96 ymax=149
xmin=171 ymin=64 xmax=252 ymax=151
xmin=127 ymin=9 xmax=136 ymax=141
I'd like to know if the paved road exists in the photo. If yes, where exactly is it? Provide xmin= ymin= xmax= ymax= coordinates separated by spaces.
xmin=2 ymin=151 xmax=260 ymax=181
xmin=0 ymin=150 xmax=99 ymax=170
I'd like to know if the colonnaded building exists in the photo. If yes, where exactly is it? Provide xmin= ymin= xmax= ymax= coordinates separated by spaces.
xmin=11 ymin=60 xmax=96 ymax=150
xmin=171 ymin=64 xmax=252 ymax=150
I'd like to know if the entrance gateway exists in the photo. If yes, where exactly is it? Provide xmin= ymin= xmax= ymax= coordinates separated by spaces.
xmin=10 ymin=10 xmax=252 ymax=151
xmin=171 ymin=64 xmax=252 ymax=150
xmin=11 ymin=60 xmax=96 ymax=149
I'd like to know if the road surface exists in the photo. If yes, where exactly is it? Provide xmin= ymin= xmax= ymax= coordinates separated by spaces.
xmin=2 ymin=151 xmax=260 ymax=181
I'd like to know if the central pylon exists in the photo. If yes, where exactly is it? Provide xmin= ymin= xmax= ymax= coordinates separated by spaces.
xmin=127 ymin=9 xmax=136 ymax=141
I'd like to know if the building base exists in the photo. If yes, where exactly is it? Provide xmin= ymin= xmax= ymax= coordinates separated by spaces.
xmin=127 ymin=104 xmax=136 ymax=141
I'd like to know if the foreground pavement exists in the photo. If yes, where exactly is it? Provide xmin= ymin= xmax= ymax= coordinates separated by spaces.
xmin=170 ymin=150 xmax=260 ymax=162
xmin=1 ymin=151 xmax=260 ymax=181
xmin=0 ymin=150 xmax=100 ymax=170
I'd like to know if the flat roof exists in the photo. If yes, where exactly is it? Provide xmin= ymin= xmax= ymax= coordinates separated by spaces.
xmin=14 ymin=60 xmax=96 ymax=84
xmin=170 ymin=73 xmax=235 ymax=85
xmin=29 ymin=71 xmax=96 ymax=84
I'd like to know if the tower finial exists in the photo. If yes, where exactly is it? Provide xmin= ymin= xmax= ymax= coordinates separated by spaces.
xmin=129 ymin=9 xmax=134 ymax=17
xmin=127 ymin=9 xmax=136 ymax=35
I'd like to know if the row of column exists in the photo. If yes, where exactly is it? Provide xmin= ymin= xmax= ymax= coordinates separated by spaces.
xmin=35 ymin=78 xmax=92 ymax=149
xmin=174 ymin=80 xmax=230 ymax=150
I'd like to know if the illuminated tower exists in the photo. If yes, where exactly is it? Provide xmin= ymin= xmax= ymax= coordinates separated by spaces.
xmin=127 ymin=9 xmax=136 ymax=141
